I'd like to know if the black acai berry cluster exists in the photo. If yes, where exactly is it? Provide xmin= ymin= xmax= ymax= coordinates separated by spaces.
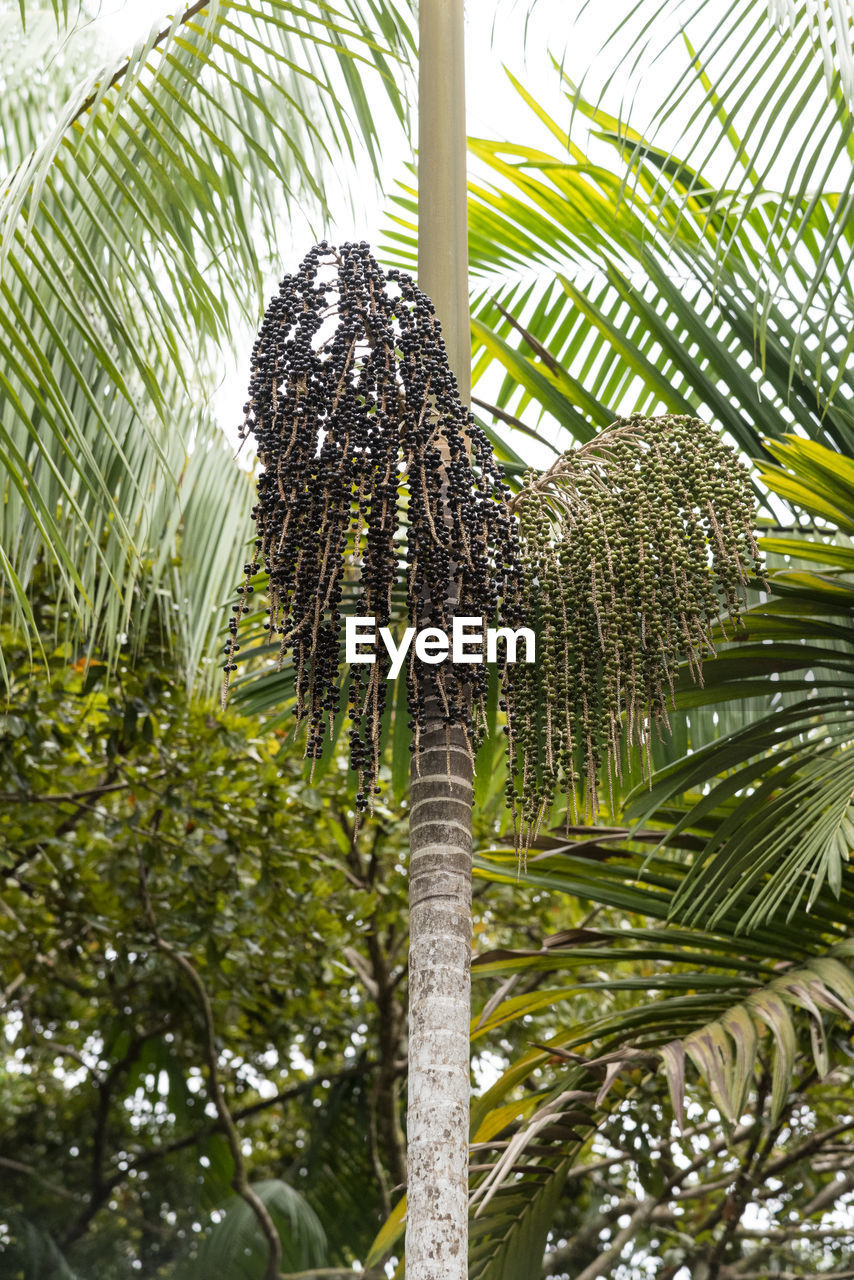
xmin=222 ymin=243 xmax=520 ymax=812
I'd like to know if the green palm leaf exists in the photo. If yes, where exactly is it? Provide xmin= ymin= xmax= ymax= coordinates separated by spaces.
xmin=184 ymin=1178 xmax=327 ymax=1278
xmin=590 ymin=0 xmax=854 ymax=368
xmin=1 ymin=0 xmax=415 ymax=682
xmin=450 ymin=836 xmax=854 ymax=1279
xmin=383 ymin=58 xmax=854 ymax=474
xmin=615 ymin=435 xmax=854 ymax=932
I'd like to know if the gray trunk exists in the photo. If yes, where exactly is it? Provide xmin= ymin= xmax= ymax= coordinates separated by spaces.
xmin=406 ymin=3 xmax=472 ymax=1278
xmin=407 ymin=721 xmax=473 ymax=1277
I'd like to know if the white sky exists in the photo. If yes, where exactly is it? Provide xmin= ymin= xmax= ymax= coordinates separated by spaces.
xmin=89 ymin=0 xmax=618 ymax=460
xmin=85 ymin=0 xmax=841 ymax=467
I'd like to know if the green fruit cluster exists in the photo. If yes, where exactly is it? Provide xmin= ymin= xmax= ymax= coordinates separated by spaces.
xmin=505 ymin=415 xmax=762 ymax=850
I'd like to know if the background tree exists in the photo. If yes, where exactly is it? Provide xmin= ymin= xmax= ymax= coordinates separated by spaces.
xmin=0 ymin=1 xmax=424 ymax=1273
xmin=1 ymin=590 xmax=415 ymax=1277
xmin=2 ymin=581 xmax=535 ymax=1277
xmin=7 ymin=552 xmax=854 ymax=1280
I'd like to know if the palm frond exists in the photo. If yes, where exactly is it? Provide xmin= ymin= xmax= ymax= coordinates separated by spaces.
xmin=384 ymin=79 xmax=854 ymax=480
xmin=184 ymin=1178 xmax=327 ymax=1278
xmin=447 ymin=834 xmax=854 ymax=1278
xmin=584 ymin=0 xmax=854 ymax=370
xmin=615 ymin=434 xmax=854 ymax=933
xmin=0 ymin=0 xmax=415 ymax=684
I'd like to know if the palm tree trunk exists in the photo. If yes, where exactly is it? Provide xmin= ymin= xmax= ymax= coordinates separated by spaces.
xmin=406 ymin=3 xmax=472 ymax=1277
xmin=407 ymin=723 xmax=473 ymax=1279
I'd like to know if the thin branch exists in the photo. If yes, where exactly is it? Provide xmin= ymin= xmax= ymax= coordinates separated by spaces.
xmin=802 ymin=1169 xmax=854 ymax=1216
xmin=0 ymin=1156 xmax=80 ymax=1202
xmin=763 ymin=1120 xmax=854 ymax=1180
xmin=570 ymin=1193 xmax=663 ymax=1280
xmin=278 ymin=1271 xmax=386 ymax=1280
xmin=559 ymin=1113 xmax=762 ymax=1280
xmin=1 ymin=768 xmax=172 ymax=885
xmin=736 ymin=1225 xmax=854 ymax=1241
xmin=37 ymin=1039 xmax=105 ymax=1086
xmin=75 ymin=2 xmax=209 ymax=121
xmin=0 ymin=769 xmax=168 ymax=806
xmin=721 ymin=1272 xmax=854 ymax=1280
xmin=541 ymin=1200 xmax=673 ymax=1276
xmin=699 ymin=1070 xmax=772 ymax=1280
xmin=1 ymin=972 xmax=25 ymax=1005
xmin=365 ymin=882 xmax=408 ymax=1198
xmin=61 ymin=1023 xmax=170 ymax=1249
xmin=471 ymin=396 xmax=560 ymax=452
xmin=73 ymin=1054 xmax=401 ymax=1222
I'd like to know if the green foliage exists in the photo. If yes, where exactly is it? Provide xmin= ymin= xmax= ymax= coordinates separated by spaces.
xmin=595 ymin=0 xmax=854 ymax=358
xmin=449 ymin=430 xmax=854 ymax=1275
xmin=385 ymin=67 xmax=854 ymax=469
xmin=370 ymin=11 xmax=854 ymax=1271
xmin=456 ymin=830 xmax=854 ymax=1279
xmin=6 ymin=2 xmax=854 ymax=1277
xmin=0 ymin=613 xmax=404 ymax=1276
xmin=0 ymin=599 xmax=561 ymax=1278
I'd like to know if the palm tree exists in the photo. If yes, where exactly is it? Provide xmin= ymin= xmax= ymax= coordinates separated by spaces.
xmin=367 ymin=2 xmax=854 ymax=1273
xmin=3 ymin=10 xmax=522 ymax=1278
xmin=456 ymin=0 xmax=854 ymax=928
xmin=9 ymin=1 xmax=854 ymax=1274
xmin=462 ymin=440 xmax=854 ymax=1279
